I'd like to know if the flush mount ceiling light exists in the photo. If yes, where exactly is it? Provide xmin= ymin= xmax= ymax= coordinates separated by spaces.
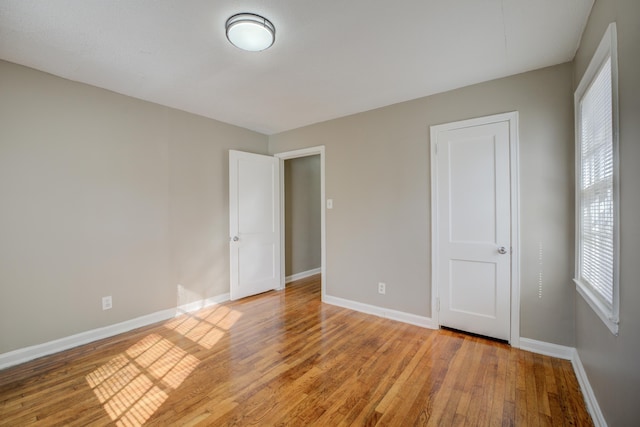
xmin=226 ymin=13 xmax=275 ymax=52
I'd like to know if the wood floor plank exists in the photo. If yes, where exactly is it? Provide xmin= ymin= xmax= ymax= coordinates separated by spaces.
xmin=426 ymin=333 xmax=474 ymax=426
xmin=0 ymin=275 xmax=593 ymax=426
xmin=346 ymin=331 xmax=436 ymax=426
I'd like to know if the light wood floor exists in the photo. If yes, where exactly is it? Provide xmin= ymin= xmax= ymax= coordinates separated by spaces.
xmin=0 ymin=275 xmax=592 ymax=426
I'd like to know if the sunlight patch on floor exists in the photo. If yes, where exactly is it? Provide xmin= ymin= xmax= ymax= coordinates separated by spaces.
xmin=86 ymin=334 xmax=199 ymax=426
xmin=164 ymin=305 xmax=242 ymax=349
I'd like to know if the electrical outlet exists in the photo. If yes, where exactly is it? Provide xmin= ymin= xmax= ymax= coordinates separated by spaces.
xmin=102 ymin=296 xmax=112 ymax=310
xmin=378 ymin=282 xmax=386 ymax=295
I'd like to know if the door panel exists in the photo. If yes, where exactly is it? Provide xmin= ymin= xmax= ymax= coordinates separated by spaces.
xmin=435 ymin=120 xmax=511 ymax=341
xmin=449 ymin=137 xmax=497 ymax=243
xmin=238 ymin=159 xmax=275 ymax=233
xmin=450 ymin=260 xmax=496 ymax=317
xmin=229 ymin=150 xmax=280 ymax=300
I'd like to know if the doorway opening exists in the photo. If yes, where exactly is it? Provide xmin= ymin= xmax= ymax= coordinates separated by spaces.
xmin=275 ymin=146 xmax=326 ymax=300
xmin=284 ymin=155 xmax=322 ymax=286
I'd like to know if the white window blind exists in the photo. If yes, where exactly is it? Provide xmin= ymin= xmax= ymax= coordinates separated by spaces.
xmin=574 ymin=22 xmax=619 ymax=335
xmin=578 ymin=57 xmax=614 ymax=306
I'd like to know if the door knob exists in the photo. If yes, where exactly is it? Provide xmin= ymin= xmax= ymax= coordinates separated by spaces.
xmin=498 ymin=246 xmax=507 ymax=254
xmin=232 ymin=236 xmax=239 ymax=242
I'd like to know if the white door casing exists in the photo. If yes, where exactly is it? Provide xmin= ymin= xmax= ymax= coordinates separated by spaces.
xmin=229 ymin=150 xmax=281 ymax=300
xmin=431 ymin=112 xmax=520 ymax=343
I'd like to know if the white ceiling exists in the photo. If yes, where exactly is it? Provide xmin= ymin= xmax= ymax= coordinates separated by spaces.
xmin=0 ymin=1 xmax=593 ymax=135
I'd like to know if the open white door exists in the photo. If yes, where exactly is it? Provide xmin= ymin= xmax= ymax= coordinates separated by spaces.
xmin=431 ymin=114 xmax=518 ymax=342
xmin=229 ymin=150 xmax=281 ymax=300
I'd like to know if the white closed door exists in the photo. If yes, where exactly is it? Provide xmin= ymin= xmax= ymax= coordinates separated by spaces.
xmin=433 ymin=119 xmax=512 ymax=341
xmin=229 ymin=150 xmax=281 ymax=300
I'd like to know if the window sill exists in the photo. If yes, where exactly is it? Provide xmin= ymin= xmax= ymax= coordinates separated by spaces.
xmin=574 ymin=279 xmax=619 ymax=335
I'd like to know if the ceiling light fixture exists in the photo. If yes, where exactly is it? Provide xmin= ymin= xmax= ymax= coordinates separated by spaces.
xmin=225 ymin=13 xmax=275 ymax=52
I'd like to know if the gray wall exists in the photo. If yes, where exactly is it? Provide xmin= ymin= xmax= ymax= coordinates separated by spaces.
xmin=573 ymin=0 xmax=640 ymax=425
xmin=269 ymin=63 xmax=576 ymax=346
xmin=284 ymin=155 xmax=321 ymax=277
xmin=0 ymin=60 xmax=268 ymax=354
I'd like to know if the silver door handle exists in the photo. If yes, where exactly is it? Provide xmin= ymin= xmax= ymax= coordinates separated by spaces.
xmin=232 ymin=236 xmax=239 ymax=242
xmin=498 ymin=246 xmax=507 ymax=254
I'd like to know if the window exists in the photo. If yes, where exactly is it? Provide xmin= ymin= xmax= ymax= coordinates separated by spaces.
xmin=574 ymin=23 xmax=619 ymax=335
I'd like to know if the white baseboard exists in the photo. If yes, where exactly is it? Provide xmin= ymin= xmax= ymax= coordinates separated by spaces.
xmin=322 ymin=294 xmax=438 ymax=329
xmin=571 ymin=349 xmax=607 ymax=427
xmin=518 ymin=338 xmax=575 ymax=360
xmin=0 ymin=293 xmax=230 ymax=371
xmin=285 ymin=267 xmax=321 ymax=283
xmin=176 ymin=293 xmax=230 ymax=314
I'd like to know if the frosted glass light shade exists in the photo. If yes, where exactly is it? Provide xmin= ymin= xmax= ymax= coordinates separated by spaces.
xmin=226 ymin=13 xmax=275 ymax=52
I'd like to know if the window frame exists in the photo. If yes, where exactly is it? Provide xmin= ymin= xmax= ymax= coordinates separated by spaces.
xmin=574 ymin=22 xmax=620 ymax=335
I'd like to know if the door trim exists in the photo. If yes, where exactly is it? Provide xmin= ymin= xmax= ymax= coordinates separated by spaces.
xmin=430 ymin=112 xmax=520 ymax=346
xmin=274 ymin=146 xmax=326 ymax=301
